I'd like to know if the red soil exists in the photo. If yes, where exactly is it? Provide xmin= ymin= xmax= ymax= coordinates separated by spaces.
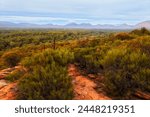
xmin=0 ymin=82 xmax=17 ymax=100
xmin=68 ymin=64 xmax=111 ymax=100
xmin=0 ymin=66 xmax=21 ymax=100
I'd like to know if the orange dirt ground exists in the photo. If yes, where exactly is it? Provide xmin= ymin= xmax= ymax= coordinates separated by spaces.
xmin=68 ymin=64 xmax=111 ymax=100
xmin=0 ymin=67 xmax=20 ymax=100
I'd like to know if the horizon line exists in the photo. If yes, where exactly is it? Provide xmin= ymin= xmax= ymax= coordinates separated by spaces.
xmin=0 ymin=20 xmax=149 ymax=26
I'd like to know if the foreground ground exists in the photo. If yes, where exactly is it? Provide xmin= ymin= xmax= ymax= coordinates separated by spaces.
xmin=68 ymin=64 xmax=111 ymax=100
xmin=0 ymin=65 xmax=111 ymax=100
xmin=1 ymin=65 xmax=150 ymax=100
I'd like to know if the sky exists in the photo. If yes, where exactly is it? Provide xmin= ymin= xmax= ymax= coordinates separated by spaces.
xmin=0 ymin=0 xmax=150 ymax=25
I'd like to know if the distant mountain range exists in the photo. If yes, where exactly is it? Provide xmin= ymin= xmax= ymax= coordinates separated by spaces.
xmin=0 ymin=21 xmax=150 ymax=29
xmin=135 ymin=21 xmax=150 ymax=29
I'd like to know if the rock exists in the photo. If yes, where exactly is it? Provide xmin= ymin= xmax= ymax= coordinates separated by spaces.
xmin=88 ymin=74 xmax=95 ymax=79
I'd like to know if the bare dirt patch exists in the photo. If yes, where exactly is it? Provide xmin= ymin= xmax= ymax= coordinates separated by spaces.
xmin=68 ymin=64 xmax=111 ymax=100
xmin=0 ymin=66 xmax=21 ymax=100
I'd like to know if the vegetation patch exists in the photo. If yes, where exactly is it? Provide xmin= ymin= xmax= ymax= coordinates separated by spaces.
xmin=17 ymin=49 xmax=74 ymax=100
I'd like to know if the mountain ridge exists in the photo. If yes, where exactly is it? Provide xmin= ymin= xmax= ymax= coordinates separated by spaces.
xmin=0 ymin=21 xmax=150 ymax=29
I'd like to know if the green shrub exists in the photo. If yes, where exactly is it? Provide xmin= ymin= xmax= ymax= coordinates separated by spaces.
xmin=17 ymin=49 xmax=74 ymax=100
xmin=5 ymin=69 xmax=25 ymax=82
xmin=18 ymin=64 xmax=73 ymax=100
xmin=129 ymin=37 xmax=150 ymax=55
xmin=74 ymin=45 xmax=111 ymax=74
xmin=2 ymin=50 xmax=22 ymax=67
xmin=22 ymin=49 xmax=74 ymax=68
xmin=102 ymin=48 xmax=150 ymax=98
xmin=74 ymin=47 xmax=95 ymax=68
xmin=74 ymin=47 xmax=101 ymax=73
xmin=115 ymin=32 xmax=133 ymax=40
xmin=130 ymin=28 xmax=150 ymax=36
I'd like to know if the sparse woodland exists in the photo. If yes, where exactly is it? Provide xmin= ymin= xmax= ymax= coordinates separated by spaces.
xmin=0 ymin=28 xmax=150 ymax=99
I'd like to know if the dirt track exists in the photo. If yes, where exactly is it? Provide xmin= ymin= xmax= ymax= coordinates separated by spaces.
xmin=68 ymin=64 xmax=111 ymax=100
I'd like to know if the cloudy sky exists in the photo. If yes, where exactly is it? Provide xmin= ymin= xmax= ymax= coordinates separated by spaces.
xmin=0 ymin=0 xmax=150 ymax=25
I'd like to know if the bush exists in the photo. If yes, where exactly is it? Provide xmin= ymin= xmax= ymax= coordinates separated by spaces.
xmin=17 ymin=49 xmax=74 ymax=100
xmin=74 ymin=43 xmax=112 ymax=74
xmin=102 ymin=48 xmax=150 ymax=98
xmin=18 ymin=64 xmax=73 ymax=100
xmin=115 ymin=32 xmax=133 ymax=40
xmin=2 ymin=50 xmax=22 ymax=67
xmin=22 ymin=49 xmax=74 ymax=68
xmin=129 ymin=37 xmax=150 ymax=55
xmin=5 ymin=69 xmax=25 ymax=82
xmin=130 ymin=28 xmax=150 ymax=36
xmin=74 ymin=47 xmax=102 ymax=73
xmin=74 ymin=48 xmax=95 ymax=68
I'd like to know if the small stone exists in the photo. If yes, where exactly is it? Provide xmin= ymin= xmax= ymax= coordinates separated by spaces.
xmin=88 ymin=74 xmax=95 ymax=79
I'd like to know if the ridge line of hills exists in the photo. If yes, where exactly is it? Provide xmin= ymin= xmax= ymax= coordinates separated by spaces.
xmin=0 ymin=20 xmax=150 ymax=29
